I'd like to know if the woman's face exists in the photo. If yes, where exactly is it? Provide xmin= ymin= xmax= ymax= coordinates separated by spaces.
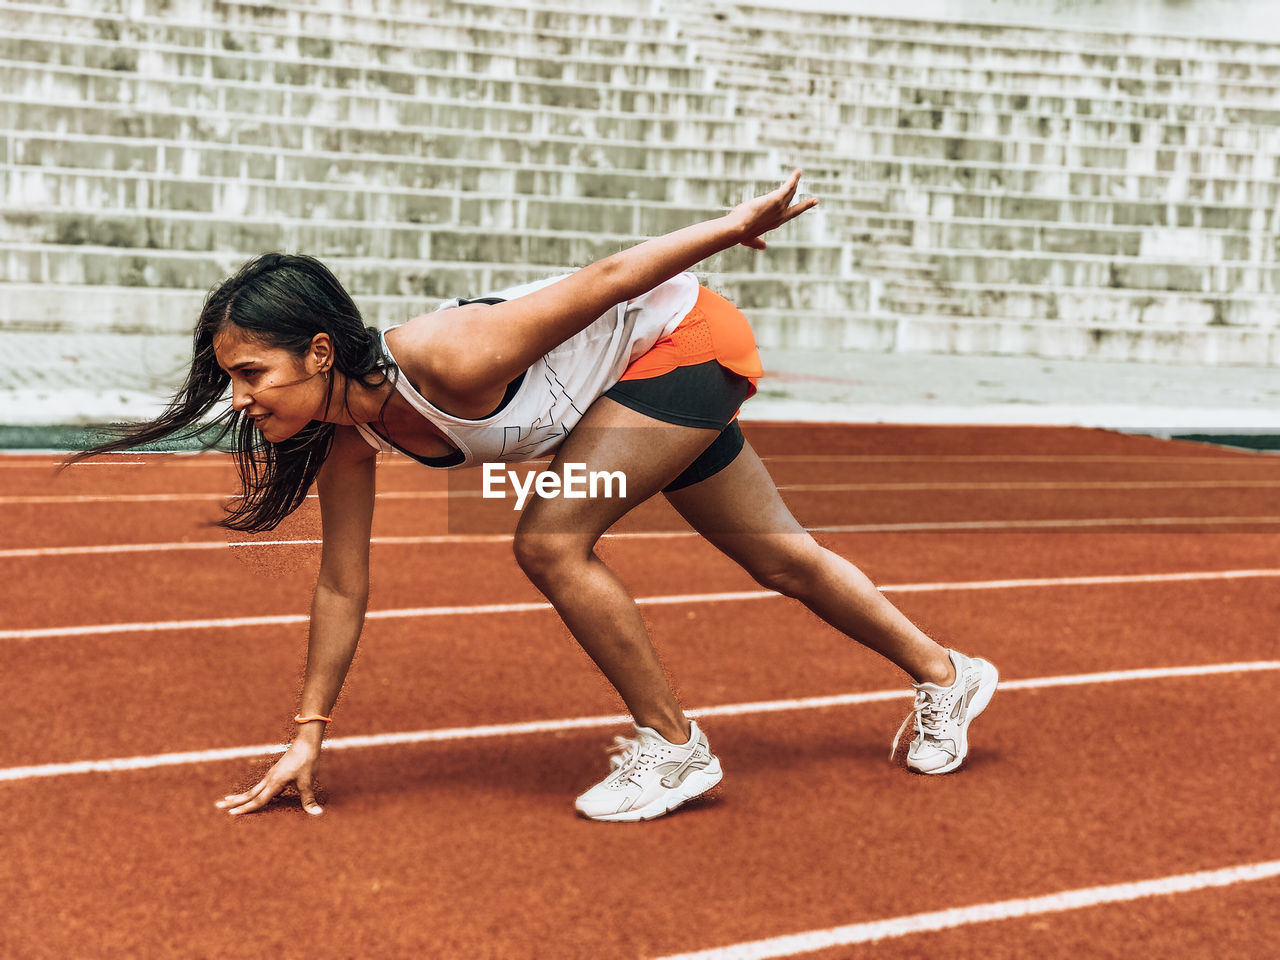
xmin=212 ymin=325 xmax=332 ymax=442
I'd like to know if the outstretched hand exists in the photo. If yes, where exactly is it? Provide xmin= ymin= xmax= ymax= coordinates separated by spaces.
xmin=215 ymin=740 xmax=325 ymax=817
xmin=730 ymin=168 xmax=819 ymax=251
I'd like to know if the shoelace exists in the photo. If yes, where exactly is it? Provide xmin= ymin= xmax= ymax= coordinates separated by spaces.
xmin=889 ymin=687 xmax=946 ymax=760
xmin=607 ymin=734 xmax=655 ymax=779
xmin=606 ymin=732 xmax=702 ymax=787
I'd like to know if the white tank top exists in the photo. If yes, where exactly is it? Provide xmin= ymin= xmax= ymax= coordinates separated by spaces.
xmin=353 ymin=272 xmax=699 ymax=467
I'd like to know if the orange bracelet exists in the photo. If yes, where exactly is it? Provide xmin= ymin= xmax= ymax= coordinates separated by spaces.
xmin=294 ymin=714 xmax=332 ymax=724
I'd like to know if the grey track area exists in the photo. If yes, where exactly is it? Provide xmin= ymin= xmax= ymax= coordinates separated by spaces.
xmin=2 ymin=331 xmax=1278 ymax=439
xmin=751 ymin=347 xmax=1280 ymax=431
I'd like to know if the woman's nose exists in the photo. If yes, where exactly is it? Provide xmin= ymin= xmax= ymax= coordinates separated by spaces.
xmin=232 ymin=388 xmax=254 ymax=412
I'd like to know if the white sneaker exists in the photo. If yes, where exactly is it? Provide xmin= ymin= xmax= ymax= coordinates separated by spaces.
xmin=575 ymin=720 xmax=723 ymax=822
xmin=891 ymin=649 xmax=998 ymax=774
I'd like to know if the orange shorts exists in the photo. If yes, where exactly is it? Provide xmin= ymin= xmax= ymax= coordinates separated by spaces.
xmin=618 ymin=285 xmax=762 ymax=398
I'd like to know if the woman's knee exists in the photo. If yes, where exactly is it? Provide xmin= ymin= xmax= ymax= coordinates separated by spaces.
xmin=512 ymin=529 xmax=593 ymax=585
xmin=747 ymin=536 xmax=827 ymax=598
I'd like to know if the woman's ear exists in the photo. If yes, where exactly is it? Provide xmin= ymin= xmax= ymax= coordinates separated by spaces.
xmin=309 ymin=332 xmax=334 ymax=372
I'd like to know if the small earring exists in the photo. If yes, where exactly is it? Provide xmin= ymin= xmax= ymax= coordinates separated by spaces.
xmin=322 ymin=367 xmax=329 ymax=381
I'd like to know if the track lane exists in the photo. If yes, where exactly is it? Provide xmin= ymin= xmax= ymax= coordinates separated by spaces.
xmin=4 ymin=527 xmax=1280 ymax=630
xmin=3 ymin=577 xmax=1276 ymax=766
xmin=737 ymin=424 xmax=1255 ymax=458
xmin=792 ymin=877 xmax=1280 ymax=960
xmin=7 ymin=426 xmax=1278 ymax=959
xmin=1 ymin=674 xmax=1276 ymax=960
xmin=3 ymin=423 xmax=1276 ymax=551
xmin=0 ymin=423 xmax=1246 ymax=475
xmin=4 ymin=450 xmax=1278 ymax=498
xmin=8 ymin=481 xmax=1280 ymax=548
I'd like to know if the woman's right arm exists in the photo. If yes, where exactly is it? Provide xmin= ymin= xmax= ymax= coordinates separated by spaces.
xmin=216 ymin=426 xmax=376 ymax=817
xmin=405 ymin=170 xmax=817 ymax=399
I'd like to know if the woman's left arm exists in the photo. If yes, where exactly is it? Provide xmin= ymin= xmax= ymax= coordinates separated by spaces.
xmin=416 ymin=169 xmax=817 ymax=397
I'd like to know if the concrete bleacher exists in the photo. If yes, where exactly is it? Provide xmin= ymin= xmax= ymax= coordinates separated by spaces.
xmin=3 ymin=0 xmax=1280 ymax=390
xmin=672 ymin=0 xmax=1280 ymax=362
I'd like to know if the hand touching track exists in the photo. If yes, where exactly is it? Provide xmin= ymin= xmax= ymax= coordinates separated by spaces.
xmin=215 ymin=740 xmax=324 ymax=817
xmin=730 ymin=168 xmax=819 ymax=251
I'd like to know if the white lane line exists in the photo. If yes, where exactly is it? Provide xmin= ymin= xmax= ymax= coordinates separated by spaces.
xmin=1 ymin=541 xmax=233 ymax=558
xmin=0 ymin=532 xmax=690 ymax=559
xmin=6 ymin=516 xmax=1280 ymax=559
xmin=0 ymin=459 xmax=227 ymax=469
xmin=0 ymin=593 xmax=766 ymax=640
xmin=0 ymin=461 xmax=150 ymax=468
xmin=652 ymin=860 xmax=1280 ymax=960
xmin=7 ymin=479 xmax=1280 ymax=505
xmin=880 ymin=570 xmax=1280 ymax=593
xmin=814 ymin=516 xmax=1280 ymax=532
xmin=783 ymin=480 xmax=1280 ymax=491
xmin=0 ymin=493 xmax=230 ymax=503
xmin=760 ymin=455 xmax=1277 ymax=464
xmin=1 ymin=661 xmax=1276 ymax=784
xmin=3 ymin=570 xmax=1279 ymax=641
xmin=0 ymin=492 xmax=452 ymax=504
xmin=0 ymin=454 xmax=1269 ymax=469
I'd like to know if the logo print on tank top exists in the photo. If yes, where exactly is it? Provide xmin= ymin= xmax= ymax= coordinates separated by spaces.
xmin=499 ymin=363 xmax=583 ymax=459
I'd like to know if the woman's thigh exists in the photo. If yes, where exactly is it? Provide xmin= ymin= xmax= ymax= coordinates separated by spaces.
xmin=515 ymin=396 xmax=721 ymax=542
xmin=662 ymin=439 xmax=815 ymax=573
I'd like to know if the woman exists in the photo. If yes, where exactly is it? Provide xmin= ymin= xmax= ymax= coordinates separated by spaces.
xmin=74 ymin=170 xmax=997 ymax=822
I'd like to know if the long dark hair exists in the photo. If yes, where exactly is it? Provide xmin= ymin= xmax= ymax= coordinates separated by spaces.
xmin=65 ymin=254 xmax=396 ymax=532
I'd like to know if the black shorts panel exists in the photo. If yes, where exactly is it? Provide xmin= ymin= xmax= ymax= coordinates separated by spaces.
xmin=602 ymin=360 xmax=751 ymax=430
xmin=662 ymin=420 xmax=745 ymax=492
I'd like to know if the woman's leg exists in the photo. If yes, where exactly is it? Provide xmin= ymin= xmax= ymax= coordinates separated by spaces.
xmin=665 ymin=436 xmax=999 ymax=777
xmin=512 ymin=396 xmax=721 ymax=745
xmin=662 ymin=437 xmax=956 ymax=686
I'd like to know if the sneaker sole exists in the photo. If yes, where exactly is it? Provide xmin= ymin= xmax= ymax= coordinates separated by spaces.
xmin=914 ymin=658 xmax=999 ymax=775
xmin=579 ymin=758 xmax=723 ymax=823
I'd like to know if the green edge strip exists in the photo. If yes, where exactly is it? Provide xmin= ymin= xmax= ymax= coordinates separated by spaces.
xmin=0 ymin=424 xmax=234 ymax=452
xmin=1171 ymin=434 xmax=1280 ymax=453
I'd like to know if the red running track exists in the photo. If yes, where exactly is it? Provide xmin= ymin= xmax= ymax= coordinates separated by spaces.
xmin=1 ymin=424 xmax=1278 ymax=959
